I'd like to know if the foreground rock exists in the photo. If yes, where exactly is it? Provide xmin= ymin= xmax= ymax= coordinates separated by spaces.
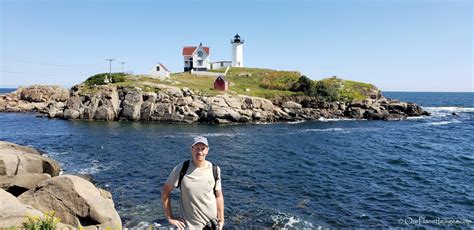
xmin=0 ymin=189 xmax=43 ymax=228
xmin=0 ymin=141 xmax=61 ymax=196
xmin=1 ymin=83 xmax=429 ymax=123
xmin=19 ymin=175 xmax=122 ymax=229
xmin=0 ymin=141 xmax=121 ymax=229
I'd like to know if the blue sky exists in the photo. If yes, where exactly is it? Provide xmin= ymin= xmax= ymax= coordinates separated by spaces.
xmin=1 ymin=0 xmax=472 ymax=92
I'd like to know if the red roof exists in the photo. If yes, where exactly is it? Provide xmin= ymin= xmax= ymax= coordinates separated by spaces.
xmin=182 ymin=46 xmax=210 ymax=56
xmin=158 ymin=63 xmax=169 ymax=72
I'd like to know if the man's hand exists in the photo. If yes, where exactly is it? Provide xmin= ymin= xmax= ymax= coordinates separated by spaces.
xmin=217 ymin=219 xmax=224 ymax=230
xmin=167 ymin=217 xmax=186 ymax=230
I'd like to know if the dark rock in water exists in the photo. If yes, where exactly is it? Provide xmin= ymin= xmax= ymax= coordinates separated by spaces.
xmin=345 ymin=107 xmax=365 ymax=119
xmin=364 ymin=109 xmax=387 ymax=120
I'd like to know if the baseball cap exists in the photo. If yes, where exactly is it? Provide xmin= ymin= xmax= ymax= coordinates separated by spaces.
xmin=192 ymin=136 xmax=208 ymax=146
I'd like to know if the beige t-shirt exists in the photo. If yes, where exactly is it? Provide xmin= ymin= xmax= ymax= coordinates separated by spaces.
xmin=166 ymin=160 xmax=222 ymax=230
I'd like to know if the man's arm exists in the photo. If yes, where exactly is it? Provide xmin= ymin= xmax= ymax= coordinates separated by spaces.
xmin=161 ymin=183 xmax=186 ymax=230
xmin=215 ymin=190 xmax=225 ymax=229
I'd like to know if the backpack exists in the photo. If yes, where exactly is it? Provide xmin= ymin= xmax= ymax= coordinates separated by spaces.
xmin=177 ymin=160 xmax=219 ymax=195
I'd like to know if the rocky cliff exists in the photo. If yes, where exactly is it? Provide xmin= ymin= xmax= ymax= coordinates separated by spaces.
xmin=0 ymin=84 xmax=429 ymax=123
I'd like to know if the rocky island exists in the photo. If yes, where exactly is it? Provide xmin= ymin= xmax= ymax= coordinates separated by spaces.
xmin=0 ymin=68 xmax=429 ymax=123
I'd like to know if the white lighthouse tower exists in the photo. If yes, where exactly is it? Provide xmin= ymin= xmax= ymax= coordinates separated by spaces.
xmin=231 ymin=34 xmax=244 ymax=67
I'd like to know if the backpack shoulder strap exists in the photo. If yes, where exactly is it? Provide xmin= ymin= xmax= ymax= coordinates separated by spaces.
xmin=213 ymin=164 xmax=219 ymax=195
xmin=177 ymin=160 xmax=190 ymax=189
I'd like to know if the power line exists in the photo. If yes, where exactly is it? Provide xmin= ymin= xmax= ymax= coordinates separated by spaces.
xmin=118 ymin=61 xmax=126 ymax=73
xmin=105 ymin=59 xmax=115 ymax=83
xmin=0 ymin=69 xmax=56 ymax=77
xmin=0 ymin=57 xmax=103 ymax=68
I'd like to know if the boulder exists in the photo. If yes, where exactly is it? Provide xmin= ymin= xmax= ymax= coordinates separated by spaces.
xmin=0 ymin=142 xmax=60 ymax=177
xmin=344 ymin=107 xmax=365 ymax=119
xmin=241 ymin=96 xmax=273 ymax=111
xmin=177 ymin=96 xmax=193 ymax=106
xmin=182 ymin=112 xmax=200 ymax=123
xmin=221 ymin=95 xmax=242 ymax=109
xmin=18 ymin=175 xmax=122 ymax=229
xmin=189 ymin=99 xmax=205 ymax=112
xmin=164 ymin=87 xmax=183 ymax=97
xmin=46 ymin=102 xmax=65 ymax=118
xmin=20 ymin=86 xmax=69 ymax=103
xmin=94 ymin=102 xmax=116 ymax=121
xmin=388 ymin=102 xmax=408 ymax=112
xmin=0 ymin=142 xmax=60 ymax=195
xmin=259 ymin=98 xmax=274 ymax=111
xmin=83 ymin=97 xmax=100 ymax=120
xmin=0 ymin=189 xmax=44 ymax=229
xmin=405 ymin=103 xmax=423 ymax=116
xmin=208 ymin=106 xmax=241 ymax=122
xmin=182 ymin=87 xmax=194 ymax=97
xmin=6 ymin=173 xmax=52 ymax=196
xmin=210 ymin=97 xmax=228 ymax=107
xmin=351 ymin=99 xmax=372 ymax=109
xmin=140 ymin=101 xmax=156 ymax=121
xmin=282 ymin=101 xmax=302 ymax=109
xmin=63 ymin=109 xmax=80 ymax=119
xmin=120 ymin=89 xmax=143 ymax=121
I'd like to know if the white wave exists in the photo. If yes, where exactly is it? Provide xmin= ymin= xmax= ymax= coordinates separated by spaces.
xmin=270 ymin=213 xmax=315 ymax=229
xmin=165 ymin=133 xmax=238 ymax=138
xmin=424 ymin=107 xmax=474 ymax=113
xmin=78 ymin=160 xmax=115 ymax=175
xmin=125 ymin=221 xmax=161 ymax=230
xmin=318 ymin=117 xmax=357 ymax=122
xmin=425 ymin=119 xmax=461 ymax=126
xmin=189 ymin=133 xmax=238 ymax=137
xmin=287 ymin=120 xmax=305 ymax=124
xmin=45 ymin=151 xmax=70 ymax=156
xmin=301 ymin=127 xmax=348 ymax=133
xmin=407 ymin=116 xmax=429 ymax=120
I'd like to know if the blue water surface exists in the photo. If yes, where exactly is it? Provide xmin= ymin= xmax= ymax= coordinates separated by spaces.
xmin=0 ymin=91 xmax=473 ymax=229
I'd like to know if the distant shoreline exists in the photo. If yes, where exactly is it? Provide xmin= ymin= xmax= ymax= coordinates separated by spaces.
xmin=0 ymin=88 xmax=17 ymax=94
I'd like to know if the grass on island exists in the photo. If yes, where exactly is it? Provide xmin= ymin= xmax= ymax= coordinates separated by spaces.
xmin=81 ymin=67 xmax=377 ymax=101
xmin=169 ymin=68 xmax=303 ymax=98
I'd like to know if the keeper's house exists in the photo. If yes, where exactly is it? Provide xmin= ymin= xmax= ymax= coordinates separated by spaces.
xmin=182 ymin=43 xmax=210 ymax=72
xmin=150 ymin=62 xmax=170 ymax=79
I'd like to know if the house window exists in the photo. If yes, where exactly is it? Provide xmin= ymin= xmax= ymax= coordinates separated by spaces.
xmin=156 ymin=66 xmax=160 ymax=71
xmin=197 ymin=51 xmax=203 ymax=57
xmin=198 ymin=60 xmax=203 ymax=66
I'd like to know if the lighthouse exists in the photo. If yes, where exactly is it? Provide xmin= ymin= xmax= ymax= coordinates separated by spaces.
xmin=231 ymin=34 xmax=244 ymax=67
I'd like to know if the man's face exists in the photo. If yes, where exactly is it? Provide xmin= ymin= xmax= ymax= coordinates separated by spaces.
xmin=191 ymin=143 xmax=209 ymax=162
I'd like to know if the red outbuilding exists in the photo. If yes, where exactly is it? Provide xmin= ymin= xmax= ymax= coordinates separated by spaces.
xmin=214 ymin=76 xmax=228 ymax=91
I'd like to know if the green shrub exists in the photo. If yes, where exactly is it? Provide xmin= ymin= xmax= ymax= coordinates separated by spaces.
xmin=259 ymin=71 xmax=300 ymax=91
xmin=308 ymin=80 xmax=340 ymax=102
xmin=84 ymin=73 xmax=128 ymax=86
xmin=22 ymin=211 xmax=61 ymax=230
xmin=291 ymin=75 xmax=312 ymax=93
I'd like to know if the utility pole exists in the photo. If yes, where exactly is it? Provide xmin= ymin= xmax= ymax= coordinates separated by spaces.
xmin=105 ymin=58 xmax=115 ymax=83
xmin=118 ymin=61 xmax=126 ymax=73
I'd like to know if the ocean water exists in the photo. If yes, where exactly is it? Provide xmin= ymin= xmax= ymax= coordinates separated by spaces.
xmin=0 ymin=88 xmax=16 ymax=94
xmin=0 ymin=91 xmax=473 ymax=229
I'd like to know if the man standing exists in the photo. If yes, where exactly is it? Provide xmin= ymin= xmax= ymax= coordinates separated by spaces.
xmin=161 ymin=136 xmax=225 ymax=230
